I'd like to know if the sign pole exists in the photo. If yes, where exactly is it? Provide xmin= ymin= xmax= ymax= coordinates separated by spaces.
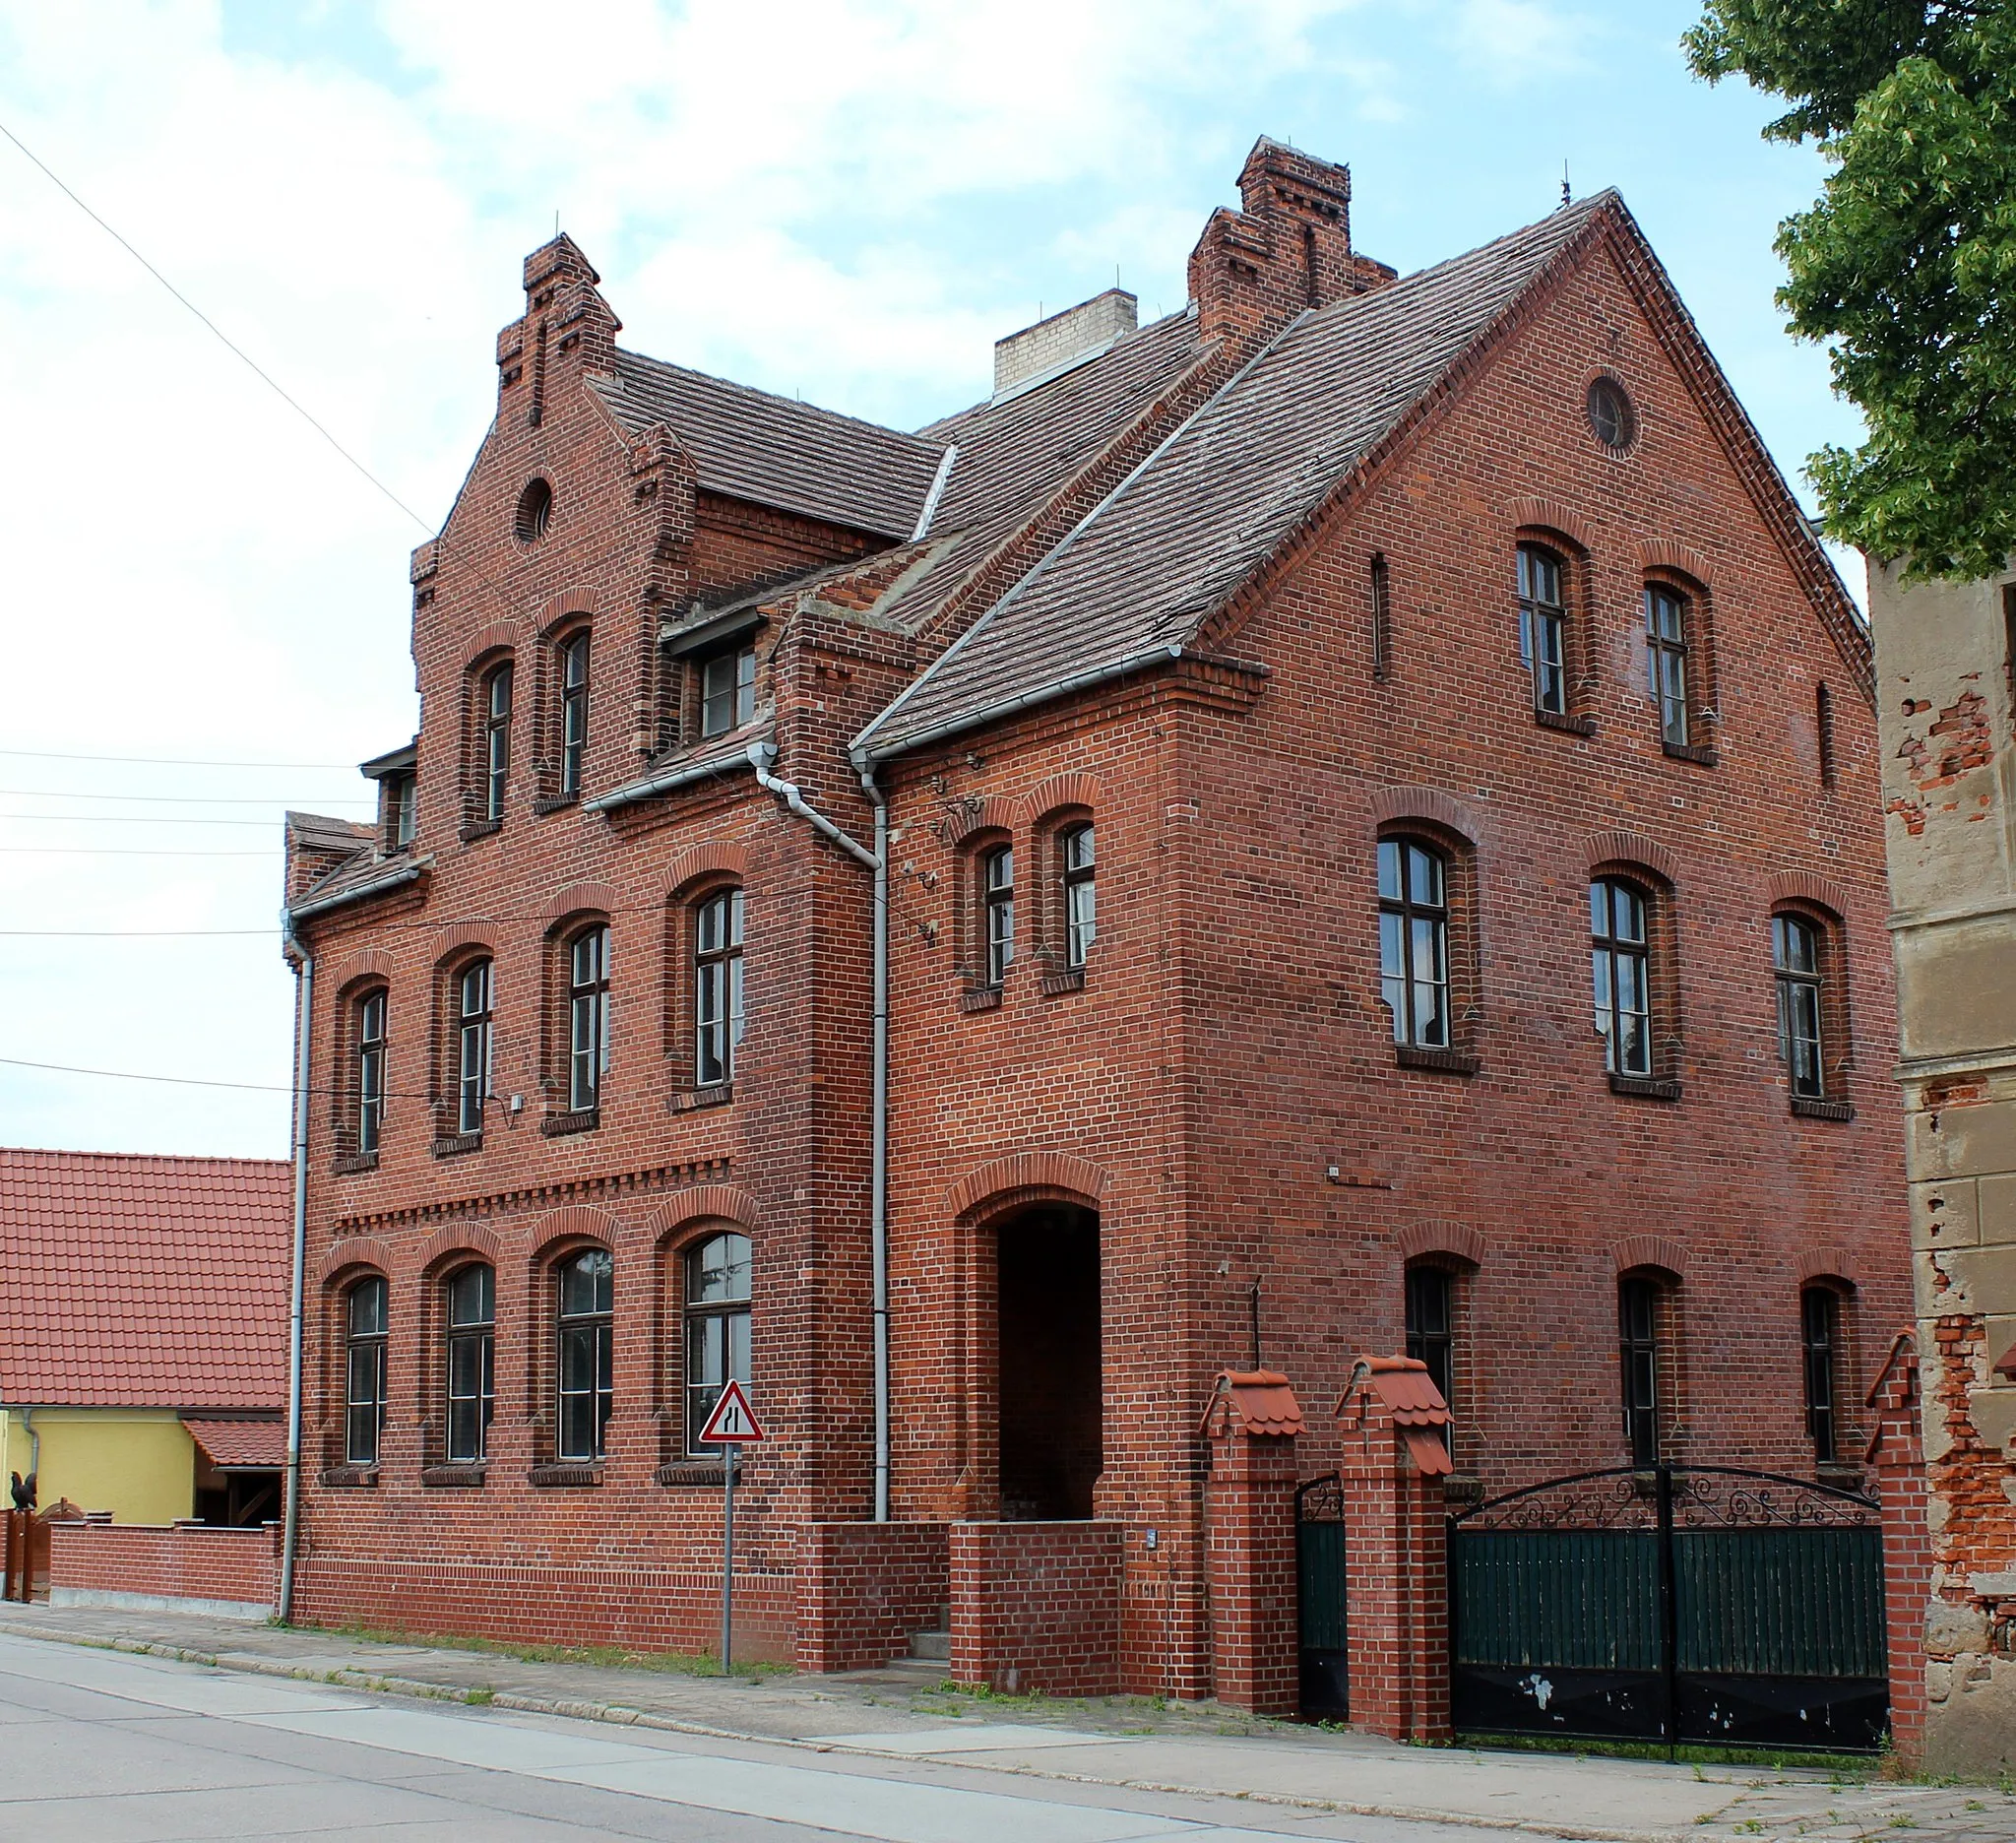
xmin=721 ymin=1438 xmax=736 ymax=1675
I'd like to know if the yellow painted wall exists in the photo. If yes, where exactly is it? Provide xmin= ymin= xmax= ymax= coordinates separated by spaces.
xmin=1 ymin=1408 xmax=195 ymax=1524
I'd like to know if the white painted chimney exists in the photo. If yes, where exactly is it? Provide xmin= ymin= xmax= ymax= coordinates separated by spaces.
xmin=992 ymin=288 xmax=1138 ymax=396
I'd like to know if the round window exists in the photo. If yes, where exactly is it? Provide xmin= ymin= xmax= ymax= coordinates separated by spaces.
xmin=515 ymin=477 xmax=553 ymax=542
xmin=1586 ymin=377 xmax=1636 ymax=450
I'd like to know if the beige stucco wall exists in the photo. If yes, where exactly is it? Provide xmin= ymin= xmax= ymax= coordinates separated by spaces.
xmin=0 ymin=1408 xmax=196 ymax=1526
xmin=1872 ymin=554 xmax=2016 ymax=1776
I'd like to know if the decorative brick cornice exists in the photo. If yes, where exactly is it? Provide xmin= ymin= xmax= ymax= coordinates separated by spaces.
xmin=1506 ymin=496 xmax=1594 ymax=552
xmin=543 ymin=881 xmax=621 ymax=924
xmin=646 ymin=1183 xmax=764 ymax=1243
xmin=328 ymin=949 xmax=397 ymax=993
xmin=464 ymin=621 xmax=521 ymax=668
xmin=417 ymin=1223 xmax=504 ymax=1275
xmin=1584 ymin=829 xmax=1679 ymax=888
xmin=318 ymin=1236 xmax=394 ymax=1284
xmin=663 ymin=842 xmax=747 ymax=897
xmin=333 ymin=1157 xmax=725 ymax=1237
xmin=1025 ymin=772 xmax=1102 ymax=824
xmin=946 ymin=1150 xmax=1108 ymax=1222
xmin=1767 ymin=869 xmax=1852 ymax=920
xmin=1797 ymin=1245 xmax=1861 ymax=1288
xmin=1397 ymin=1223 xmax=1484 ymax=1268
xmin=1636 ymin=540 xmax=1715 ymax=589
xmin=1368 ymin=785 xmax=1480 ymax=845
xmin=1612 ymin=1235 xmax=1687 ymax=1281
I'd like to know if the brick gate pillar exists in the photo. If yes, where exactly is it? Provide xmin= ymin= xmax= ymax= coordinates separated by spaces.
xmin=1865 ymin=1330 xmax=1930 ymax=1770
xmin=1336 ymin=1355 xmax=1453 ymax=1744
xmin=1199 ymin=1369 xmax=1305 ymax=1716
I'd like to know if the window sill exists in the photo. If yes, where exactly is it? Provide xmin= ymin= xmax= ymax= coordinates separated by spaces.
xmin=1039 ymin=968 xmax=1086 ymax=997
xmin=421 ymin=1463 xmax=487 ymax=1489
xmin=669 ymin=1082 xmax=732 ymax=1114
xmin=1817 ymin=1463 xmax=1866 ymax=1492
xmin=1395 ymin=1045 xmax=1480 ymax=1076
xmin=1534 ymin=708 xmax=1598 ymax=736
xmin=319 ymin=1466 xmax=378 ymax=1489
xmin=1442 ymin=1472 xmax=1484 ymax=1506
xmin=333 ymin=1153 xmax=379 ymax=1176
xmin=533 ymin=794 xmax=580 ymax=815
xmin=1792 ymin=1096 xmax=1856 ymax=1121
xmin=431 ymin=1131 xmax=483 ymax=1159
xmin=656 ymin=1461 xmax=727 ymax=1487
xmin=960 ymin=985 xmax=1002 ymax=1013
xmin=458 ymin=818 xmax=502 ymax=843
xmin=540 ymin=1108 xmax=600 ymax=1138
xmin=1609 ymin=1073 xmax=1682 ymax=1101
xmin=1662 ymin=739 xmax=1718 ymax=767
xmin=528 ymin=1463 xmax=603 ymax=1488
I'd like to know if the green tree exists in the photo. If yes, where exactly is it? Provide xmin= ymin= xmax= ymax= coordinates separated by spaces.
xmin=1686 ymin=2 xmax=2016 ymax=577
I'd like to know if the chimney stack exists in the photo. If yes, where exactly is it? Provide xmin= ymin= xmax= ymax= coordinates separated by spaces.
xmin=992 ymin=288 xmax=1139 ymax=397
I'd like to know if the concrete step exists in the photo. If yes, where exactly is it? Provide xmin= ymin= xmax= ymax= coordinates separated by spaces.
xmin=907 ymin=1629 xmax=950 ymax=1662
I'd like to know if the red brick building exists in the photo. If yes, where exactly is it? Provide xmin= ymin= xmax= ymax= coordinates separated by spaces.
xmin=282 ymin=140 xmax=1907 ymax=1696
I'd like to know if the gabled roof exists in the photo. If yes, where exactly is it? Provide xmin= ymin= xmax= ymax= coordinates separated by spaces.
xmin=0 ymin=1148 xmax=291 ymax=1411
xmin=856 ymin=195 xmax=1612 ymax=759
xmin=598 ymin=350 xmax=947 ymax=540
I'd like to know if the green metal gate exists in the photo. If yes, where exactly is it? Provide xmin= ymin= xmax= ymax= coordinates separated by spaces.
xmin=1296 ymin=1474 xmax=1349 ymax=1717
xmin=1450 ymin=1464 xmax=1886 ymax=1751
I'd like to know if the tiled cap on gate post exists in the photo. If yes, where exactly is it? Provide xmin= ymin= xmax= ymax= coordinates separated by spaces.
xmin=1199 ymin=1369 xmax=1306 ymax=1439
xmin=1336 ymin=1355 xmax=1453 ymax=1476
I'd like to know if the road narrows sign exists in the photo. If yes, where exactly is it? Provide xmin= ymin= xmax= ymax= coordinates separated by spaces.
xmin=701 ymin=1378 xmax=765 ymax=1676
xmin=699 ymin=1377 xmax=766 ymax=1446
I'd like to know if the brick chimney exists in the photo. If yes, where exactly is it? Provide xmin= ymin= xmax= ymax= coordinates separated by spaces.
xmin=1187 ymin=138 xmax=1396 ymax=348
xmin=993 ymin=288 xmax=1139 ymax=396
xmin=496 ymin=232 xmax=621 ymax=427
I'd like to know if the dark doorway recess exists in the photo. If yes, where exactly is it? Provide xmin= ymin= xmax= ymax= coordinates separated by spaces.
xmin=997 ymin=1205 xmax=1102 ymax=1519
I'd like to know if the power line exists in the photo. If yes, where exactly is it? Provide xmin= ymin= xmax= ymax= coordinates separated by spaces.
xmin=0 ymin=115 xmax=433 ymax=538
xmin=0 ymin=846 xmax=276 ymax=857
xmin=0 ymin=813 xmax=297 ymax=827
xmin=0 ymin=928 xmax=276 ymax=938
xmin=0 ymin=746 xmax=357 ymax=770
xmin=0 ymin=788 xmax=370 ymax=807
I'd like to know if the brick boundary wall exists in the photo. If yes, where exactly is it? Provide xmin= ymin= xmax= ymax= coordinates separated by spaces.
xmin=1205 ymin=1426 xmax=1301 ymax=1715
xmin=949 ymin=1520 xmax=1123 ymax=1696
xmin=48 ymin=1521 xmax=280 ymax=1618
xmin=796 ymin=1521 xmax=949 ymax=1673
xmin=290 ymin=1552 xmax=793 ymax=1662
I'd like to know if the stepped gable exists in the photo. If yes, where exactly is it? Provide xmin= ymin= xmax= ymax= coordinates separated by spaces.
xmin=856 ymin=195 xmax=1614 ymax=759
xmin=596 ymin=350 xmax=946 ymax=540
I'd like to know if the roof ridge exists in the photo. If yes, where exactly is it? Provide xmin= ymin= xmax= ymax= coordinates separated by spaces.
xmin=0 ymin=1146 xmax=290 ymax=1169
xmin=614 ymin=347 xmax=943 ymax=455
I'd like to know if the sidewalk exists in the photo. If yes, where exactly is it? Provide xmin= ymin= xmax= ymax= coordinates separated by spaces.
xmin=0 ymin=1602 xmax=2007 ymax=1843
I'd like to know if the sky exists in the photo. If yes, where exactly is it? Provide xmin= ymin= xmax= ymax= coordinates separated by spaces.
xmin=0 ymin=0 xmax=1859 ymax=1160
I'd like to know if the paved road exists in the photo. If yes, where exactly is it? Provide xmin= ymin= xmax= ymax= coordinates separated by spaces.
xmin=0 ymin=1633 xmax=1512 ymax=1842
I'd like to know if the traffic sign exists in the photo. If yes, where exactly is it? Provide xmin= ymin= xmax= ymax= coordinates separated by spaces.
xmin=699 ymin=1378 xmax=766 ymax=1445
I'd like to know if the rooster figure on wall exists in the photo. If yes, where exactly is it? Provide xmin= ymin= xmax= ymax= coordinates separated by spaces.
xmin=8 ymin=1472 xmax=35 ymax=1512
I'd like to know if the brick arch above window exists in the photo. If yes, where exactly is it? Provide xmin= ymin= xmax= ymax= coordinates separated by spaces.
xmin=1636 ymin=540 xmax=1716 ymax=590
xmin=1767 ymin=869 xmax=1852 ymax=920
xmin=329 ymin=949 xmax=397 ymax=993
xmin=1025 ymin=772 xmax=1102 ymax=824
xmin=1797 ymin=1246 xmax=1861 ymax=1289
xmin=1584 ymin=830 xmax=1679 ymax=888
xmin=543 ymin=882 xmax=621 ymax=926
xmin=418 ymin=1224 xmax=504 ymax=1277
xmin=1612 ymin=1235 xmax=1688 ymax=1282
xmin=318 ymin=1236 xmax=395 ymax=1286
xmin=664 ymin=842 xmax=748 ymax=899
xmin=533 ymin=1205 xmax=620 ymax=1258
xmin=944 ymin=795 xmax=1023 ymax=848
xmin=646 ymin=1183 xmax=763 ymax=1247
xmin=1367 ymin=785 xmax=1480 ymax=845
xmin=946 ymin=1150 xmax=1108 ymax=1224
xmin=537 ymin=588 xmax=598 ymax=636
xmin=463 ymin=621 xmax=523 ymax=670
xmin=429 ymin=922 xmax=497 ymax=961
xmin=1397 ymin=1223 xmax=1484 ymax=1268
xmin=1505 ymin=497 xmax=1595 ymax=553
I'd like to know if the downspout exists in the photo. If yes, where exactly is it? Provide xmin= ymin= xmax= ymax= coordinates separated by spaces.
xmin=278 ymin=920 xmax=312 ymax=1622
xmin=746 ymin=742 xmax=890 ymax=1520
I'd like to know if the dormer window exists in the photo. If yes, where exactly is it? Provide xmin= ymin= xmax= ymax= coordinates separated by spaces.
xmin=382 ymin=773 xmax=415 ymax=851
xmin=700 ymin=645 xmax=756 ymax=738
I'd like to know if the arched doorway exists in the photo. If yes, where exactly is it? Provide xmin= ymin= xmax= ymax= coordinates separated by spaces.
xmin=995 ymin=1204 xmax=1102 ymax=1520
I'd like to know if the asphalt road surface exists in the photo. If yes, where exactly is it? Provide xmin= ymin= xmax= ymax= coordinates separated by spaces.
xmin=0 ymin=1632 xmax=1499 ymax=1843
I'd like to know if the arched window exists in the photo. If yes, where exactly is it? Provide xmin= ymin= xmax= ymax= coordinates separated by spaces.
xmin=558 ymin=630 xmax=590 ymax=797
xmin=556 ymin=1249 xmax=613 ymax=1463
xmin=444 ymin=1265 xmax=494 ymax=1465
xmin=353 ymin=988 xmax=387 ymax=1156
xmin=1617 ymin=1275 xmax=1665 ymax=1468
xmin=695 ymin=890 xmax=745 ymax=1086
xmin=1800 ymin=1284 xmax=1844 ymax=1464
xmin=344 ymin=1276 xmax=388 ymax=1467
xmin=481 ymin=662 xmax=513 ymax=822
xmin=1645 ymin=585 xmax=1690 ymax=747
xmin=455 ymin=959 xmax=493 ymax=1137
xmin=981 ymin=845 xmax=1014 ymax=987
xmin=1404 ymin=1264 xmax=1455 ymax=1448
xmin=1061 ymin=824 xmax=1096 ymax=971
xmin=567 ymin=924 xmax=610 ymax=1113
xmin=1773 ymin=914 xmax=1826 ymax=1100
xmin=684 ymin=1232 xmax=752 ymax=1455
xmin=1378 ymin=836 xmax=1449 ymax=1049
xmin=1591 ymin=879 xmax=1652 ymax=1077
xmin=1517 ymin=544 xmax=1567 ymax=717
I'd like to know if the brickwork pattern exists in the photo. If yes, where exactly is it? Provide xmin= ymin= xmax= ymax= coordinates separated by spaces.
xmin=795 ymin=1521 xmax=948 ymax=1673
xmin=1204 ymin=1430 xmax=1300 ymax=1715
xmin=949 ymin=1521 xmax=1123 ymax=1696
xmin=49 ymin=1521 xmax=279 ymax=1611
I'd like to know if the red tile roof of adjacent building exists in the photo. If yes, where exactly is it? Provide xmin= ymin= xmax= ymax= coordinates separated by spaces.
xmin=0 ymin=1148 xmax=291 ymax=1411
xmin=181 ymin=1417 xmax=285 ymax=1469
